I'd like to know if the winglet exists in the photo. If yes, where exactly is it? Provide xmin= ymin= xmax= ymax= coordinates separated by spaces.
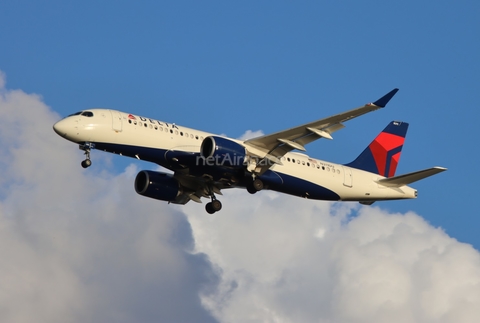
xmin=372 ymin=88 xmax=399 ymax=108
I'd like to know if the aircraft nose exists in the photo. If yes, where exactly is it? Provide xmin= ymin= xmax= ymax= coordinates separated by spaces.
xmin=53 ymin=119 xmax=69 ymax=137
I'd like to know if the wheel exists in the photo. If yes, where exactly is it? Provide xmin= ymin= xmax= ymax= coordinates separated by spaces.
xmin=206 ymin=200 xmax=222 ymax=214
xmin=211 ymin=199 xmax=222 ymax=212
xmin=81 ymin=159 xmax=92 ymax=168
xmin=246 ymin=182 xmax=257 ymax=194
xmin=252 ymin=178 xmax=264 ymax=191
xmin=206 ymin=202 xmax=216 ymax=214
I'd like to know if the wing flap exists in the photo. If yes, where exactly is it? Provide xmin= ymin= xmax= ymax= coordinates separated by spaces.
xmin=376 ymin=166 xmax=447 ymax=187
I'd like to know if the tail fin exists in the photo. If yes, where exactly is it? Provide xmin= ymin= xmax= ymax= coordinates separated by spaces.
xmin=346 ymin=121 xmax=409 ymax=177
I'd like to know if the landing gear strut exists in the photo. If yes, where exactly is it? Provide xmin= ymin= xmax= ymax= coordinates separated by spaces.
xmin=79 ymin=142 xmax=95 ymax=169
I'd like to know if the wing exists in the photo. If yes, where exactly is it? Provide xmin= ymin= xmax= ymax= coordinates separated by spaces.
xmin=244 ymin=89 xmax=399 ymax=163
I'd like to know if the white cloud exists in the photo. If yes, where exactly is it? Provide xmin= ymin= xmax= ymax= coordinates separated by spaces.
xmin=186 ymin=194 xmax=480 ymax=323
xmin=238 ymin=129 xmax=265 ymax=140
xmin=0 ymin=72 xmax=218 ymax=323
xmin=1 ymin=70 xmax=480 ymax=323
xmin=0 ymin=70 xmax=5 ymax=89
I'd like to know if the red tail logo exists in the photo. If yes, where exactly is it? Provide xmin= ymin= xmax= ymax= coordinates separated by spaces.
xmin=369 ymin=132 xmax=405 ymax=177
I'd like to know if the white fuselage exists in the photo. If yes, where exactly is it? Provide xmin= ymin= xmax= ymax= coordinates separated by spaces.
xmin=53 ymin=109 xmax=417 ymax=202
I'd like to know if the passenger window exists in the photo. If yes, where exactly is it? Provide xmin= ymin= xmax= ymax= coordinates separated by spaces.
xmin=170 ymin=129 xmax=173 ymax=134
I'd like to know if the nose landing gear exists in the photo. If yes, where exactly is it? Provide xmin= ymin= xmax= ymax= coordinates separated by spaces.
xmin=79 ymin=142 xmax=95 ymax=169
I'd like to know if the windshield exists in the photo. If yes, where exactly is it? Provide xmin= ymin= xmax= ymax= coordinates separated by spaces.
xmin=67 ymin=111 xmax=94 ymax=117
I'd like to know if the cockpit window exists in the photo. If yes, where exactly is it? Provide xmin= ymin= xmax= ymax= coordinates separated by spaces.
xmin=67 ymin=111 xmax=94 ymax=117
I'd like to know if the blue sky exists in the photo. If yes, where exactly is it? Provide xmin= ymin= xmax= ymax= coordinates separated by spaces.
xmin=1 ymin=1 xmax=479 ymax=321
xmin=4 ymin=1 xmax=475 ymax=244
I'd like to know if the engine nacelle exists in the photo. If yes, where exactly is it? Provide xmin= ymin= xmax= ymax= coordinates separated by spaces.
xmin=134 ymin=170 xmax=181 ymax=202
xmin=200 ymin=136 xmax=246 ymax=167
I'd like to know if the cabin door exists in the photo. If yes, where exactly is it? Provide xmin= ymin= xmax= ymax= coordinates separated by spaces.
xmin=343 ymin=166 xmax=353 ymax=187
xmin=110 ymin=110 xmax=123 ymax=132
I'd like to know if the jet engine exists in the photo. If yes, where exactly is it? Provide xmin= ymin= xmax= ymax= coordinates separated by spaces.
xmin=200 ymin=136 xmax=246 ymax=167
xmin=134 ymin=170 xmax=181 ymax=202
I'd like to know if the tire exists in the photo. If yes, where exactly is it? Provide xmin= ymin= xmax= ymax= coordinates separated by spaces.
xmin=206 ymin=203 xmax=216 ymax=214
xmin=252 ymin=178 xmax=264 ymax=191
xmin=81 ymin=159 xmax=91 ymax=168
xmin=246 ymin=183 xmax=257 ymax=194
xmin=211 ymin=199 xmax=222 ymax=212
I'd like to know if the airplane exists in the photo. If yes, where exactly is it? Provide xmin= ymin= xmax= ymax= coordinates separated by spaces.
xmin=53 ymin=88 xmax=446 ymax=214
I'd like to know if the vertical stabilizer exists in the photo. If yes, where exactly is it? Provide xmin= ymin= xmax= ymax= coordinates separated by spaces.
xmin=346 ymin=121 xmax=408 ymax=177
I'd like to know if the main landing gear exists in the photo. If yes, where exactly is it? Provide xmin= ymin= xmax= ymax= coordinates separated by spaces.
xmin=79 ymin=142 xmax=95 ymax=169
xmin=205 ymin=198 xmax=222 ymax=214
xmin=246 ymin=178 xmax=264 ymax=194
xmin=205 ymin=184 xmax=223 ymax=214
xmin=204 ymin=177 xmax=263 ymax=213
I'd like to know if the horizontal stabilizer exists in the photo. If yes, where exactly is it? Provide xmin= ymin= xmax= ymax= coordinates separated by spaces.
xmin=376 ymin=166 xmax=447 ymax=187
